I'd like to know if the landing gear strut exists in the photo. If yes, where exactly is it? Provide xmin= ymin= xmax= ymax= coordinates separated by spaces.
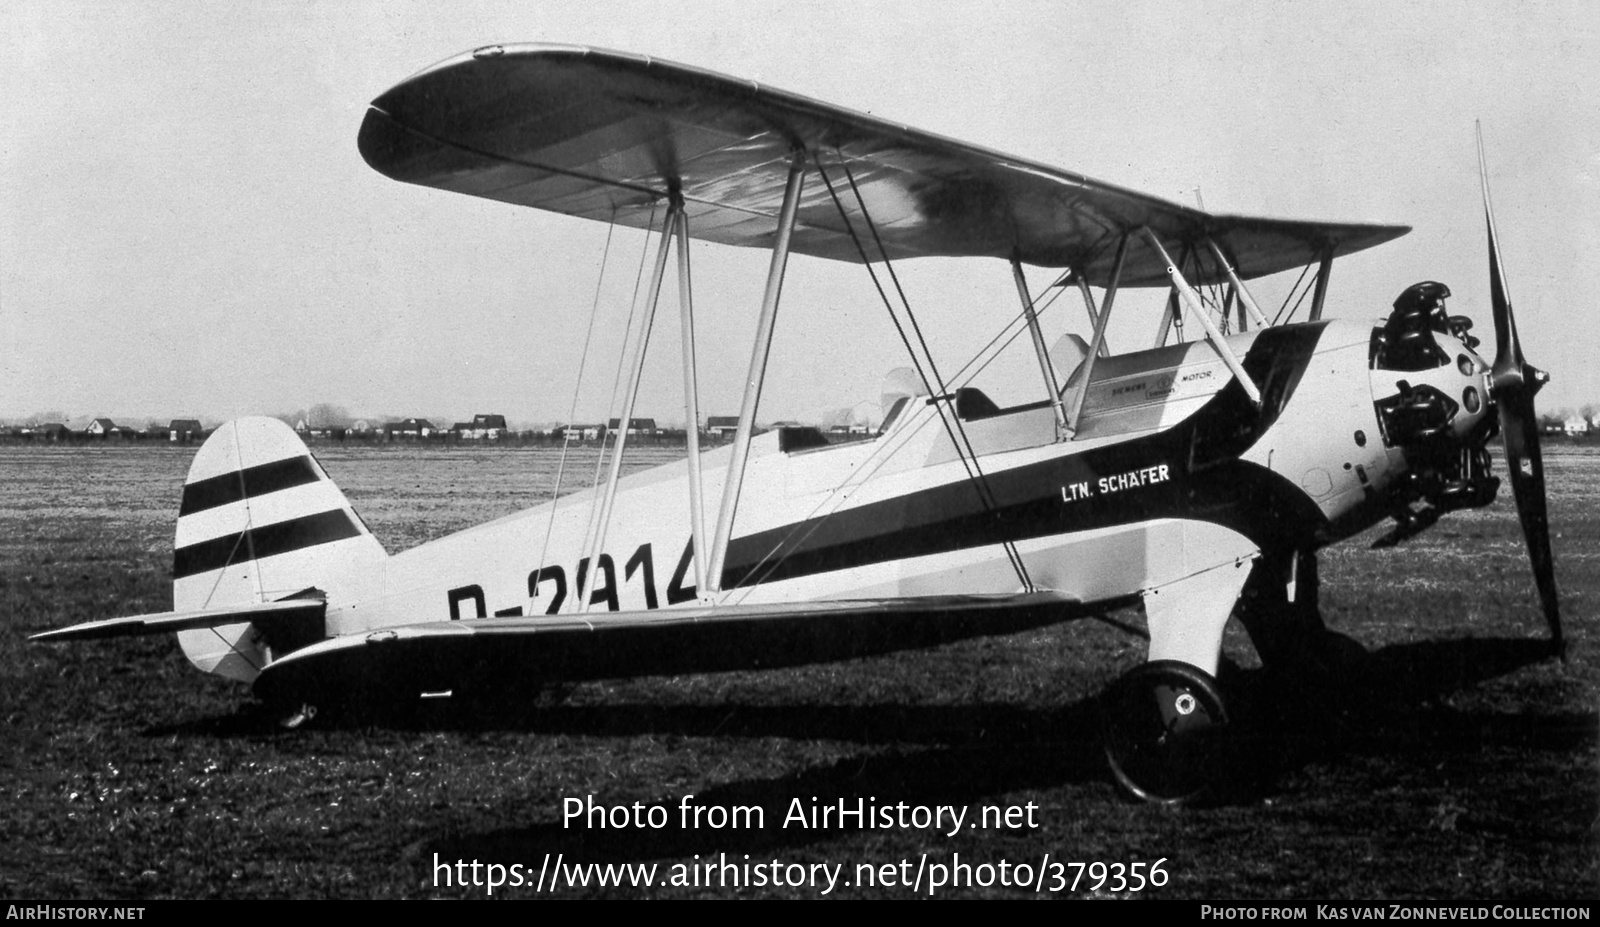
xmin=1234 ymin=548 xmax=1328 ymax=671
xmin=1101 ymin=660 xmax=1230 ymax=804
xmin=1235 ymin=547 xmax=1366 ymax=686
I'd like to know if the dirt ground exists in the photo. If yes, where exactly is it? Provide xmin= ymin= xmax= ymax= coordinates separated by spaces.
xmin=1 ymin=442 xmax=1594 ymax=899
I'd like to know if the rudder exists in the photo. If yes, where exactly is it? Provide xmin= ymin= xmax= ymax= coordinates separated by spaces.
xmin=174 ymin=417 xmax=387 ymax=682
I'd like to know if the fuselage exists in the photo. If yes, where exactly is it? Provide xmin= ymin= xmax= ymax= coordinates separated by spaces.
xmin=315 ymin=317 xmax=1495 ymax=643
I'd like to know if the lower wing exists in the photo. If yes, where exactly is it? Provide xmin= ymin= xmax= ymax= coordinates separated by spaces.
xmin=251 ymin=591 xmax=1093 ymax=708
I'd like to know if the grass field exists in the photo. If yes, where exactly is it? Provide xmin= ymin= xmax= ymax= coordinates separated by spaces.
xmin=1 ymin=442 xmax=1595 ymax=899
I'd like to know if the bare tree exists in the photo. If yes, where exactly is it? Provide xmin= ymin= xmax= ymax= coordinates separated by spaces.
xmin=307 ymin=403 xmax=353 ymax=429
xmin=24 ymin=411 xmax=68 ymax=426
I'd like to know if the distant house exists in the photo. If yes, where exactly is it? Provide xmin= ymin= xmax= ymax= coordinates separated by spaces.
xmin=608 ymin=417 xmax=657 ymax=436
xmin=87 ymin=417 xmax=116 ymax=437
xmin=1563 ymin=416 xmax=1589 ymax=437
xmin=33 ymin=423 xmax=70 ymax=441
xmin=571 ymin=423 xmax=607 ymax=441
xmin=826 ymin=423 xmax=872 ymax=444
xmin=452 ymin=413 xmax=508 ymax=440
xmin=707 ymin=415 xmax=740 ymax=438
xmin=351 ymin=420 xmax=371 ymax=434
xmin=384 ymin=418 xmax=435 ymax=439
xmin=169 ymin=419 xmax=204 ymax=442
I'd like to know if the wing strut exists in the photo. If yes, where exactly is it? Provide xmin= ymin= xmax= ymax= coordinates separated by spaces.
xmin=1066 ymin=233 xmax=1128 ymax=435
xmin=581 ymin=198 xmax=680 ymax=612
xmin=1308 ymin=242 xmax=1336 ymax=321
xmin=675 ymin=208 xmax=709 ymax=592
xmin=705 ymin=153 xmax=808 ymax=595
xmin=1153 ymin=242 xmax=1192 ymax=348
xmin=1227 ymin=286 xmax=1246 ymax=332
xmin=1010 ymin=255 xmax=1068 ymax=438
xmin=1074 ymin=276 xmax=1112 ymax=358
xmin=1141 ymin=229 xmax=1263 ymax=407
xmin=1204 ymin=238 xmax=1270 ymax=328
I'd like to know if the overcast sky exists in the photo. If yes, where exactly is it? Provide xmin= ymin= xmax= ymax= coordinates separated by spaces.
xmin=4 ymin=1 xmax=1597 ymax=427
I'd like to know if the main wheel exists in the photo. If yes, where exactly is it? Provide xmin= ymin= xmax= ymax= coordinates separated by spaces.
xmin=1101 ymin=660 xmax=1230 ymax=804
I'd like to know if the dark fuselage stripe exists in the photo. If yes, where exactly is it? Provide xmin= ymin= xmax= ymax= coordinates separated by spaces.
xmin=173 ymin=509 xmax=362 ymax=579
xmin=179 ymin=456 xmax=322 ymax=516
xmin=721 ymin=323 xmax=1333 ymax=589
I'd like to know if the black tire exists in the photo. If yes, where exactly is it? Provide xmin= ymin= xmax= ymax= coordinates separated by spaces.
xmin=1101 ymin=660 xmax=1231 ymax=804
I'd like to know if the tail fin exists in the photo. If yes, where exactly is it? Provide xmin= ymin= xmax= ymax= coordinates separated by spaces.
xmin=174 ymin=417 xmax=387 ymax=681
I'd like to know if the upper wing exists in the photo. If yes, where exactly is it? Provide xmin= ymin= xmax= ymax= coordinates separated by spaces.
xmin=358 ymin=43 xmax=1408 ymax=287
xmin=251 ymin=591 xmax=1089 ymax=706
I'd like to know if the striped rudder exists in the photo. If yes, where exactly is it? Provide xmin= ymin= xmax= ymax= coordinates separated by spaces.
xmin=174 ymin=417 xmax=386 ymax=681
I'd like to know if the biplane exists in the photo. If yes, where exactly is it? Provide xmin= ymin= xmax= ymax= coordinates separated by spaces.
xmin=34 ymin=44 xmax=1562 ymax=803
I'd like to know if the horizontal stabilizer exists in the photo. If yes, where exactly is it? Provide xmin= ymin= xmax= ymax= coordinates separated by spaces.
xmin=31 ymin=599 xmax=326 ymax=642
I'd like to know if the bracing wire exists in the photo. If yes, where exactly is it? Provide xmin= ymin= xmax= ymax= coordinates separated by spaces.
xmin=1191 ymin=244 xmax=1229 ymax=334
xmin=795 ymin=158 xmax=1031 ymax=591
xmin=533 ymin=213 xmax=618 ymax=594
xmin=1271 ymin=262 xmax=1315 ymax=326
xmin=835 ymin=165 xmax=995 ymax=459
xmin=579 ymin=202 xmax=660 ymax=577
xmin=727 ymin=262 xmax=1073 ymax=601
xmin=947 ymin=276 xmax=1073 ymax=387
xmin=1284 ymin=269 xmax=1316 ymax=323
